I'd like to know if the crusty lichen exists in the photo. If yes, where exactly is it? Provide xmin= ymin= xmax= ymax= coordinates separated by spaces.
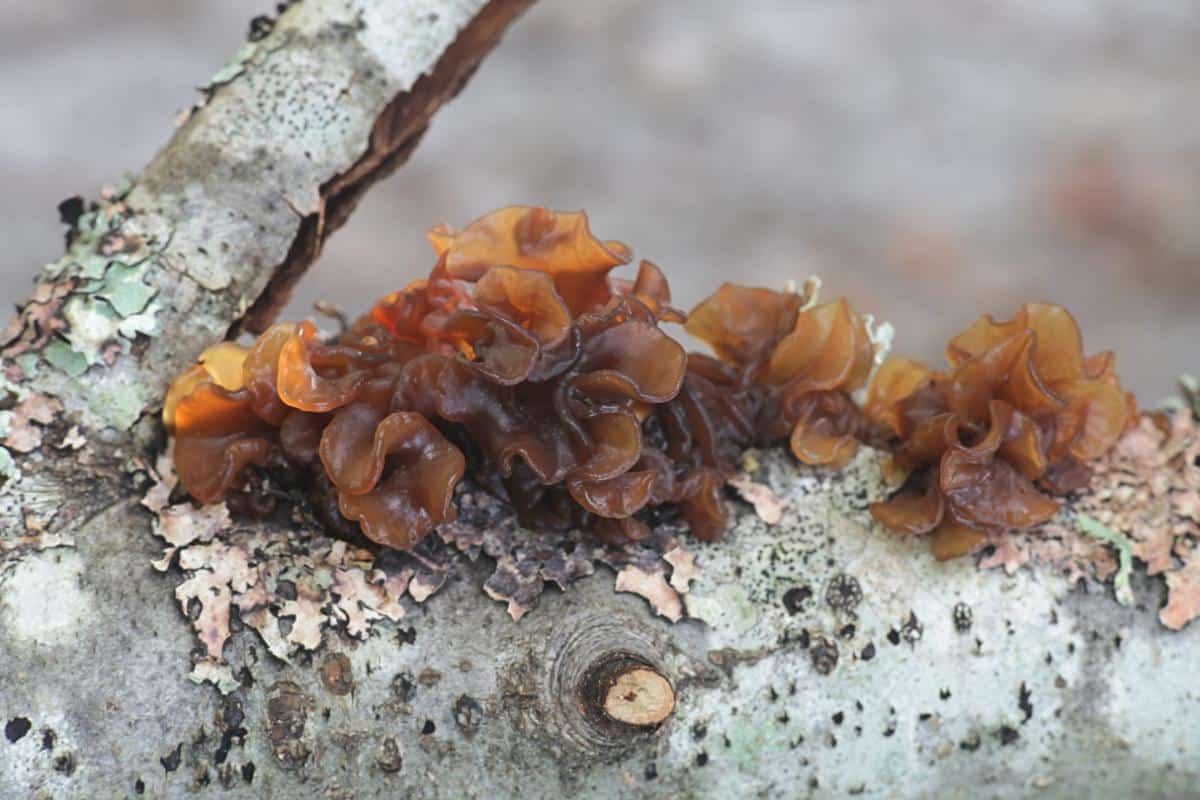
xmin=143 ymin=443 xmax=704 ymax=690
xmin=6 ymin=426 xmax=1200 ymax=798
xmin=1 ymin=183 xmax=168 ymax=432
xmin=40 ymin=184 xmax=163 ymax=368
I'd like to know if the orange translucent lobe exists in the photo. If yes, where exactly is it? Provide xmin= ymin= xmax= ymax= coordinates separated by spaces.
xmin=172 ymin=383 xmax=272 ymax=504
xmin=685 ymin=283 xmax=802 ymax=365
xmin=431 ymin=206 xmax=629 ymax=285
xmin=767 ymin=299 xmax=872 ymax=394
xmin=566 ymin=470 xmax=654 ymax=518
xmin=863 ymin=358 xmax=936 ymax=436
xmin=929 ymin=518 xmax=986 ymax=561
xmin=869 ymin=482 xmax=945 ymax=535
xmin=242 ymin=323 xmax=298 ymax=425
xmin=277 ymin=321 xmax=368 ymax=413
xmin=473 ymin=266 xmax=572 ymax=348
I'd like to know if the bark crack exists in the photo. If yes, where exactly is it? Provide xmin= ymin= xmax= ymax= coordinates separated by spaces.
xmin=236 ymin=0 xmax=535 ymax=335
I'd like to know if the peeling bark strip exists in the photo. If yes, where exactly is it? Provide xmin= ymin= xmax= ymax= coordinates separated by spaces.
xmin=239 ymin=0 xmax=536 ymax=334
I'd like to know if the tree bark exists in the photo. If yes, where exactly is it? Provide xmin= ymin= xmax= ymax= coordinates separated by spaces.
xmin=1 ymin=2 xmax=1196 ymax=798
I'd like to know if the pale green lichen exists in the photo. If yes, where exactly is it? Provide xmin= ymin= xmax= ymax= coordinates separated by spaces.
xmin=115 ymin=306 xmax=161 ymax=339
xmin=60 ymin=261 xmax=159 ymax=365
xmin=83 ymin=381 xmax=153 ymax=432
xmin=683 ymin=583 xmax=757 ymax=634
xmin=188 ymin=662 xmax=241 ymax=695
xmin=34 ymin=189 xmax=164 ymax=383
xmin=96 ymin=262 xmax=157 ymax=317
xmin=68 ymin=247 xmax=113 ymax=283
xmin=1076 ymin=514 xmax=1134 ymax=606
xmin=61 ymin=296 xmax=123 ymax=361
xmin=41 ymin=341 xmax=88 ymax=378
xmin=12 ymin=354 xmax=38 ymax=379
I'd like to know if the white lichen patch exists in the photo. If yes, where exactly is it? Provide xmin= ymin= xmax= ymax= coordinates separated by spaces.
xmin=683 ymin=447 xmax=897 ymax=653
xmin=0 ymin=548 xmax=87 ymax=646
xmin=660 ymin=446 xmax=1137 ymax=796
xmin=656 ymin=437 xmax=1200 ymax=795
xmin=353 ymin=0 xmax=483 ymax=85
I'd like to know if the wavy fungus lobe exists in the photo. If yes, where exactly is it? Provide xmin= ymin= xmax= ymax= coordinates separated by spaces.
xmin=864 ymin=303 xmax=1135 ymax=560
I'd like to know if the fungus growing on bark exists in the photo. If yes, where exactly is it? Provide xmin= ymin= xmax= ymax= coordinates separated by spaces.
xmin=165 ymin=207 xmax=789 ymax=551
xmin=864 ymin=303 xmax=1135 ymax=560
xmin=679 ymin=284 xmax=885 ymax=472
xmin=163 ymin=206 xmax=894 ymax=552
xmin=161 ymin=209 xmax=1133 ymax=567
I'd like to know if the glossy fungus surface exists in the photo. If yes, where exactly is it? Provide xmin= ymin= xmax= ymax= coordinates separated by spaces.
xmin=864 ymin=303 xmax=1135 ymax=559
xmin=681 ymin=286 xmax=884 ymax=473
xmin=170 ymin=207 xmax=859 ymax=550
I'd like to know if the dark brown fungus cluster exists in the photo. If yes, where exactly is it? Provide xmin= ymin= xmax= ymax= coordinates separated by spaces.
xmin=681 ymin=285 xmax=883 ymax=474
xmin=864 ymin=303 xmax=1136 ymax=560
xmin=167 ymin=207 xmax=860 ymax=550
xmin=164 ymin=208 xmax=1135 ymax=564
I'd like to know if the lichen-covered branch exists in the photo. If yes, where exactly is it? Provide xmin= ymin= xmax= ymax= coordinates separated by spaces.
xmin=0 ymin=0 xmax=532 ymax=541
xmin=3 ymin=0 xmax=531 ymax=431
xmin=1 ymin=1 xmax=1197 ymax=798
xmin=4 ymin=443 xmax=1198 ymax=798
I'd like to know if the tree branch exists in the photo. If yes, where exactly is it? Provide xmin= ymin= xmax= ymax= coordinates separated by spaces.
xmin=1 ymin=2 xmax=1197 ymax=798
xmin=2 ymin=0 xmax=532 ymax=434
xmin=238 ymin=0 xmax=534 ymax=335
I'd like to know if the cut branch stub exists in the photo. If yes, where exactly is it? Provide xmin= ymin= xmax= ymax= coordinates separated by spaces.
xmin=600 ymin=666 xmax=676 ymax=727
xmin=533 ymin=611 xmax=682 ymax=758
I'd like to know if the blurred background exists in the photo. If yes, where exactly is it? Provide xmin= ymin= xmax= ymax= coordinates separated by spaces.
xmin=3 ymin=1 xmax=1198 ymax=402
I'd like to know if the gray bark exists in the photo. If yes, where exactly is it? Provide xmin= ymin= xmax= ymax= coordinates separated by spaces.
xmin=1 ymin=2 xmax=1196 ymax=798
